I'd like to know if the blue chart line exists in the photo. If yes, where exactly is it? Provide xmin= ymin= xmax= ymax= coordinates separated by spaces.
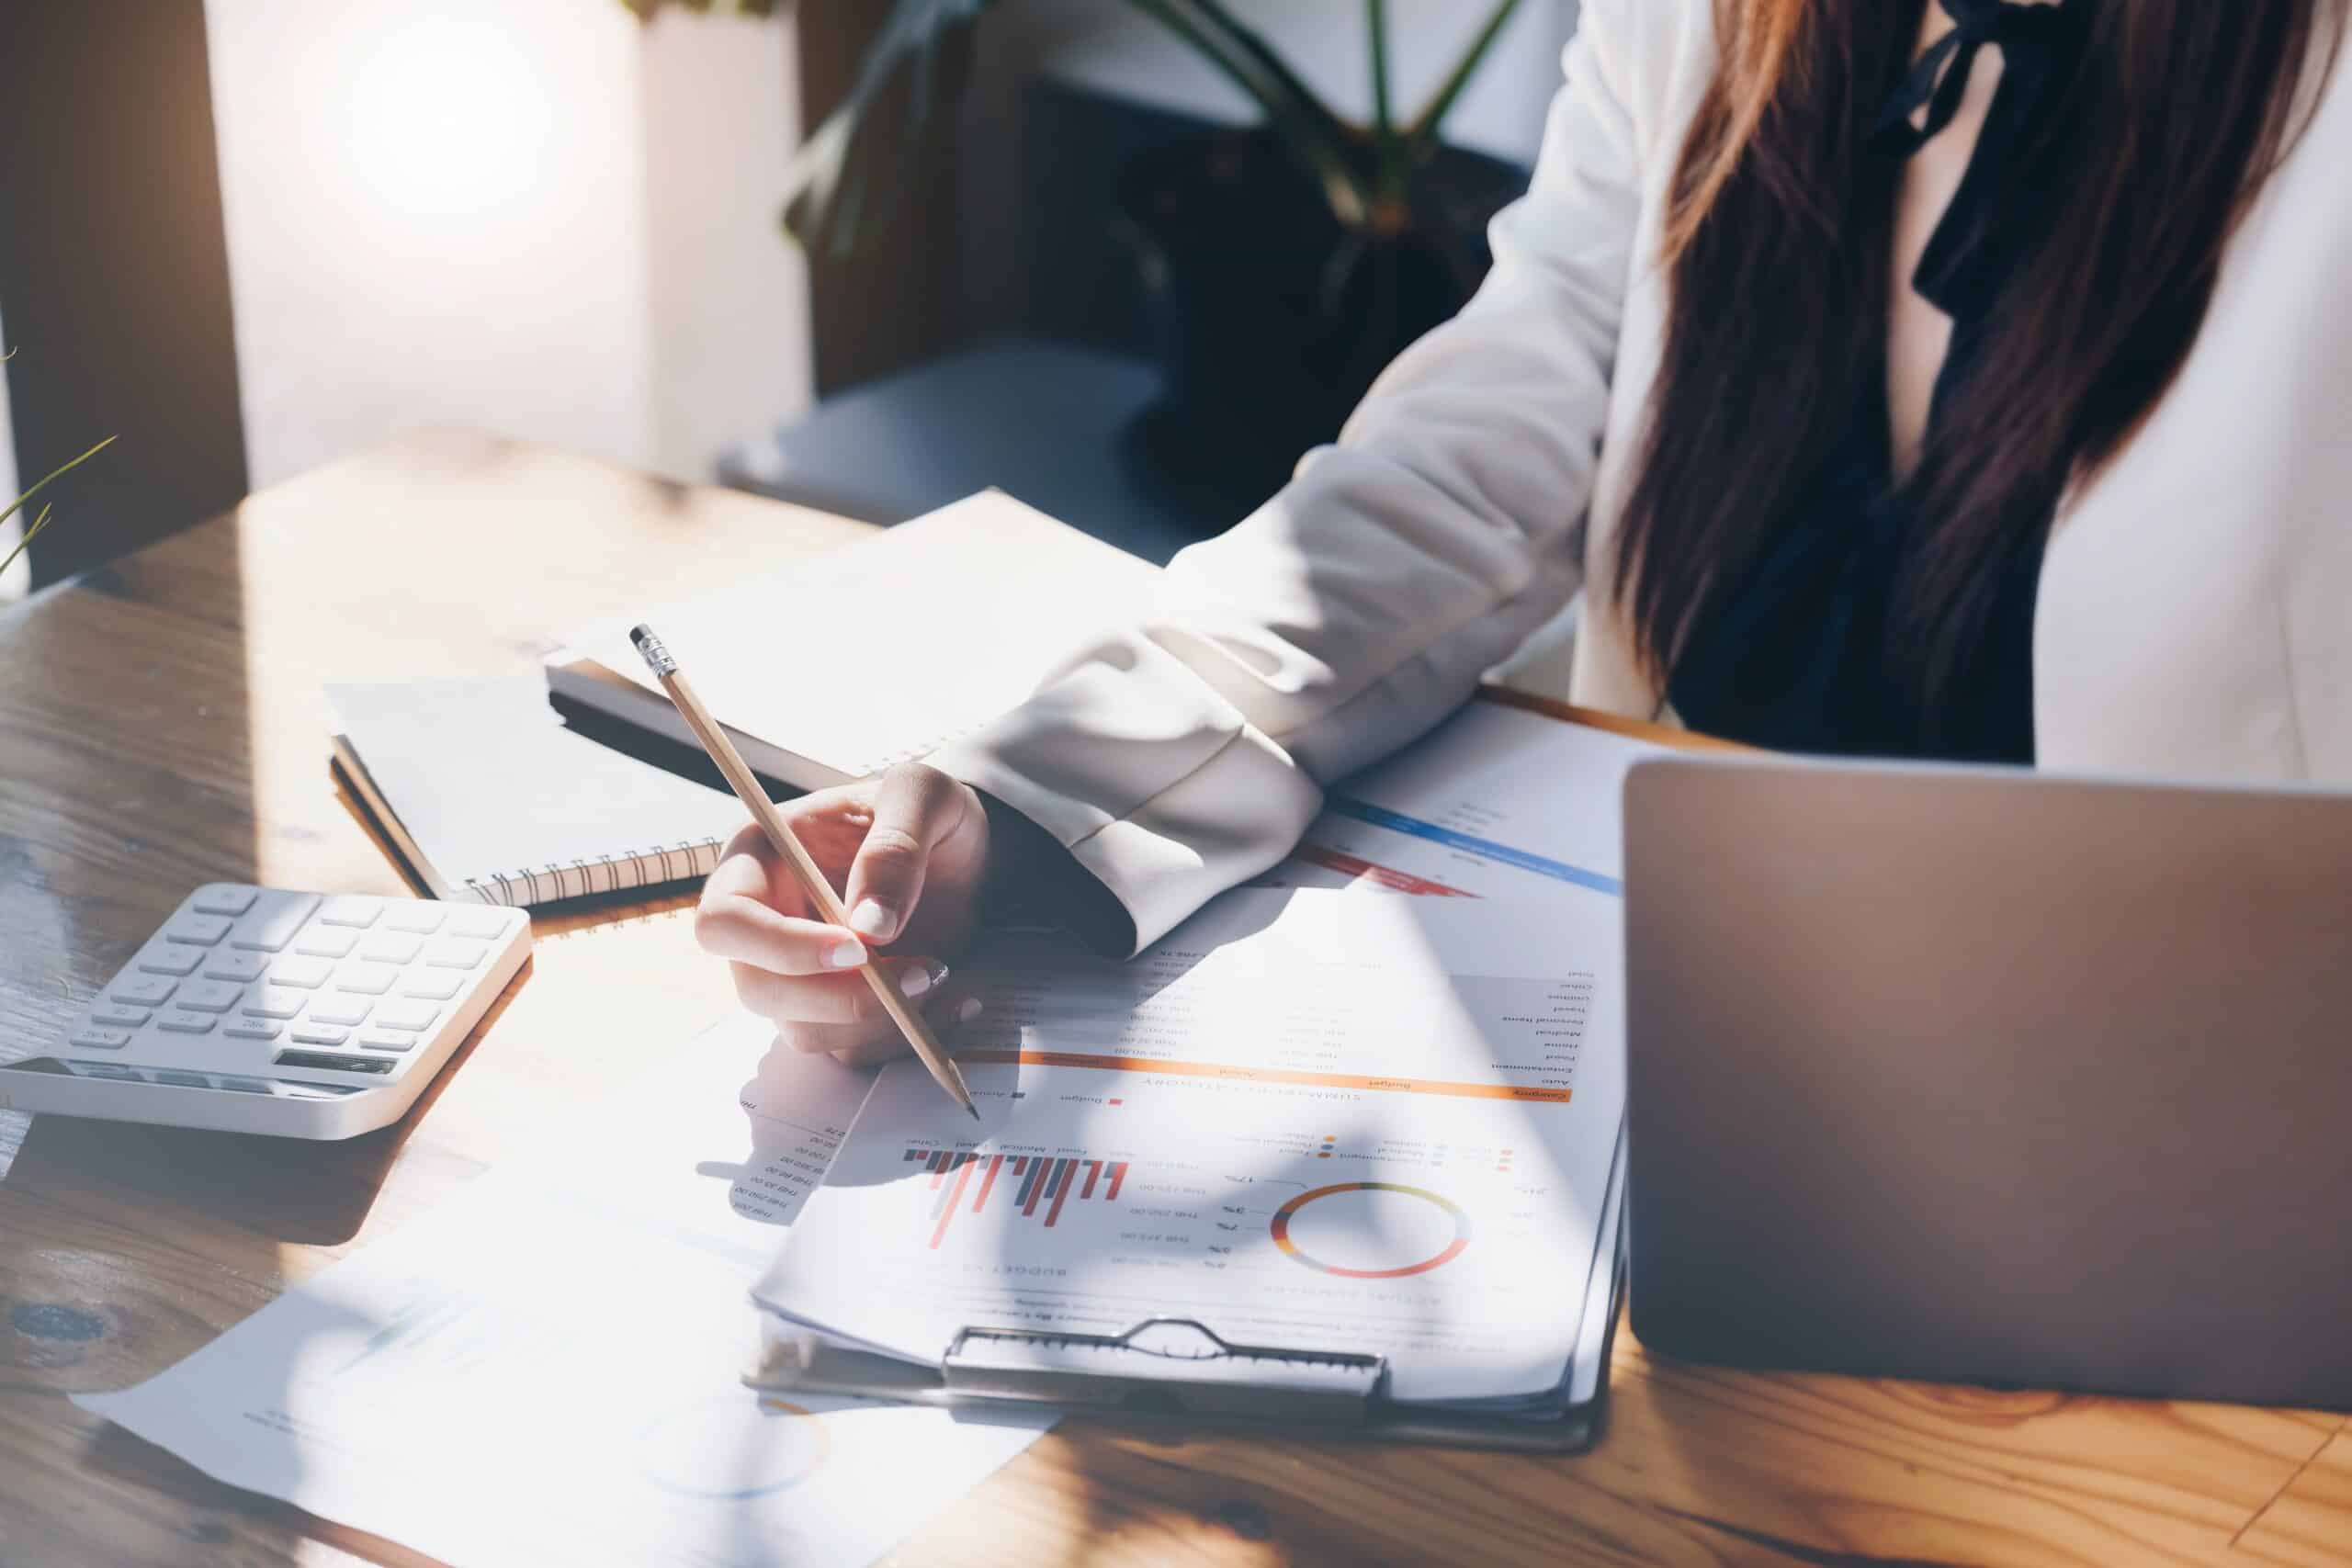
xmin=1322 ymin=797 xmax=1623 ymax=897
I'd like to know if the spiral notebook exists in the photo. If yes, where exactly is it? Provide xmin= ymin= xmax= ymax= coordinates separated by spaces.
xmin=329 ymin=678 xmax=748 ymax=908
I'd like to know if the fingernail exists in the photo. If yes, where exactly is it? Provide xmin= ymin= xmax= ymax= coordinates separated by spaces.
xmin=826 ymin=939 xmax=866 ymax=969
xmin=956 ymin=998 xmax=983 ymax=1023
xmin=901 ymin=962 xmax=947 ymax=998
xmin=848 ymin=899 xmax=895 ymax=940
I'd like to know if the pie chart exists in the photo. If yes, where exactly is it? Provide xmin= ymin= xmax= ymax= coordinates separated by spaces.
xmin=636 ymin=1394 xmax=832 ymax=1501
xmin=1269 ymin=1182 xmax=1471 ymax=1279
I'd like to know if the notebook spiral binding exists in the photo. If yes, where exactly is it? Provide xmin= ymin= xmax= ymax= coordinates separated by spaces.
xmin=460 ymin=837 xmax=727 ymax=907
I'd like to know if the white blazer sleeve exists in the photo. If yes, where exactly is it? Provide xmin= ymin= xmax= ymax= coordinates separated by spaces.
xmin=930 ymin=4 xmax=1651 ymax=953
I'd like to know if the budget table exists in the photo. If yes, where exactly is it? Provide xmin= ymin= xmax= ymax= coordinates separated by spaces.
xmin=2 ymin=430 xmax=2346 ymax=1566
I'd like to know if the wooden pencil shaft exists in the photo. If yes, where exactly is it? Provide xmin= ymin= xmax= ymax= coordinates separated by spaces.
xmin=650 ymin=660 xmax=967 ymax=1105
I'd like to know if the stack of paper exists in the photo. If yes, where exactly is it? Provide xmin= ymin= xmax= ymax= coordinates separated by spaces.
xmin=74 ymin=1020 xmax=1050 ymax=1567
xmin=1257 ymin=696 xmax=1665 ymax=901
xmin=754 ymin=885 xmax=1629 ymax=1420
xmin=546 ymin=492 xmax=1162 ymax=791
xmin=748 ymin=702 xmax=1657 ymax=1426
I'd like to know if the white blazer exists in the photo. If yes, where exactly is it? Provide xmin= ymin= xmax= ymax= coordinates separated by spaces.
xmin=933 ymin=0 xmax=2352 ymax=954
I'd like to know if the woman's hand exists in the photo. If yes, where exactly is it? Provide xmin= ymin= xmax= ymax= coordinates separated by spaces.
xmin=695 ymin=763 xmax=989 ymax=1065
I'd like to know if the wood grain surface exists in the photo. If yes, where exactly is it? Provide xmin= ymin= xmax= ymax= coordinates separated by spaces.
xmin=1 ymin=430 xmax=2344 ymax=1566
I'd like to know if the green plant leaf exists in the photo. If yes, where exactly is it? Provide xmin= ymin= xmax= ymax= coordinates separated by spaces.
xmin=1405 ymin=0 xmax=1525 ymax=160
xmin=781 ymin=0 xmax=999 ymax=258
xmin=0 ymin=502 xmax=53 ymax=583
xmin=0 ymin=434 xmax=119 ymax=586
xmin=617 ymin=0 xmax=779 ymax=18
xmin=1367 ymin=0 xmax=1394 ymax=141
xmin=0 ymin=434 xmax=118 ymax=536
xmin=1127 ymin=0 xmax=1373 ymax=227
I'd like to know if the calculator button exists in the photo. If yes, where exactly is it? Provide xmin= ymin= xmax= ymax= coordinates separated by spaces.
xmin=399 ymin=972 xmax=463 ymax=1001
xmin=109 ymin=975 xmax=179 ymax=1007
xmin=82 ymin=1063 xmax=142 ymax=1080
xmin=218 ymin=1077 xmax=271 ymax=1094
xmin=232 ymin=891 xmax=324 ymax=950
xmin=447 ymin=911 xmax=511 ymax=940
xmin=289 ymin=1025 xmax=351 ymax=1046
xmin=176 ymin=980 xmax=245 ymax=1013
xmin=244 ymin=987 xmax=308 ymax=1020
xmin=358 ymin=934 xmax=423 ymax=964
xmin=333 ymin=963 xmax=400 ymax=997
xmin=424 ymin=940 xmax=487 ymax=971
xmin=164 ymin=914 xmax=233 ymax=946
xmin=155 ymin=1070 xmax=211 ymax=1089
xmin=358 ymin=1029 xmax=417 ymax=1054
xmin=224 ymin=1021 xmax=285 ymax=1042
xmin=266 ymin=957 xmax=332 ymax=989
xmin=191 ymin=885 xmax=261 ymax=916
xmin=231 ymin=892 xmax=322 ymax=952
xmin=308 ymin=997 xmax=373 ymax=1028
xmin=68 ymin=1027 xmax=133 ymax=1051
xmin=294 ymin=927 xmax=359 ymax=959
xmin=317 ymin=897 xmax=383 ymax=929
xmin=379 ymin=905 xmax=446 ymax=934
xmin=157 ymin=1010 xmax=219 ymax=1034
xmin=136 ymin=946 xmax=204 ymax=977
xmin=201 ymin=951 xmax=268 ymax=984
xmin=376 ymin=999 xmax=440 ymax=1032
xmin=89 ymin=1004 xmax=153 ymax=1028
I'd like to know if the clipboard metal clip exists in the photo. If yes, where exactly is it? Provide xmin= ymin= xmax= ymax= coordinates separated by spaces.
xmin=942 ymin=1317 xmax=1385 ymax=1424
xmin=747 ymin=1307 xmax=1614 ymax=1450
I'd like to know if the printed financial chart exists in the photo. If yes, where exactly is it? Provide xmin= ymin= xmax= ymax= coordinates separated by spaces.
xmin=956 ymin=895 xmax=1603 ymax=1107
xmin=1253 ymin=699 xmax=1664 ymax=903
xmin=764 ymin=890 xmax=1627 ymax=1404
xmin=775 ymin=1057 xmax=1606 ymax=1404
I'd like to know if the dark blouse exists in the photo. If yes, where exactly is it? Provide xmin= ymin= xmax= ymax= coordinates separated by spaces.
xmin=1665 ymin=0 xmax=2094 ymax=765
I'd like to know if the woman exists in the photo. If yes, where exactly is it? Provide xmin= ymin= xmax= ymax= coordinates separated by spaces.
xmin=696 ymin=0 xmax=2351 ymax=1057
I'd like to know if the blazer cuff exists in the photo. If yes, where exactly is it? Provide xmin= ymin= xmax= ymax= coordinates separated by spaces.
xmin=927 ymin=663 xmax=1324 ymax=957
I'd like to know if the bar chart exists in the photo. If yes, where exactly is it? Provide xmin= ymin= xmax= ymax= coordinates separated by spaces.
xmin=902 ymin=1147 xmax=1130 ymax=1249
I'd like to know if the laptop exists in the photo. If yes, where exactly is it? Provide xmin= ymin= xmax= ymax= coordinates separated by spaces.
xmin=1622 ymin=757 xmax=2352 ymax=1409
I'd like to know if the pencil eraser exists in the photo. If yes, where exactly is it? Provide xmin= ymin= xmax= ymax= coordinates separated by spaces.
xmin=628 ymin=624 xmax=677 ymax=678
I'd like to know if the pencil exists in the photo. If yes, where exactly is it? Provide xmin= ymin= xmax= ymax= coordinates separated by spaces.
xmin=628 ymin=623 xmax=979 ymax=1120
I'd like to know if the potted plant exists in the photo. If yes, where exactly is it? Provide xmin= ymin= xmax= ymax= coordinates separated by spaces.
xmin=628 ymin=0 xmax=1532 ymax=513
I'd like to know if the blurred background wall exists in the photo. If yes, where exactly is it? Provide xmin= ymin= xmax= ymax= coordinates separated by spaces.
xmin=2 ymin=0 xmax=1578 ymax=594
xmin=202 ymin=0 xmax=812 ymax=491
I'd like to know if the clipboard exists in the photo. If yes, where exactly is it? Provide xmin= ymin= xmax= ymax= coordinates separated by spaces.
xmin=745 ymin=1143 xmax=1629 ymax=1454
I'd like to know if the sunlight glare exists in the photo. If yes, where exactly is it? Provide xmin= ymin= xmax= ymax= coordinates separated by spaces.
xmin=335 ymin=10 xmax=560 ymax=225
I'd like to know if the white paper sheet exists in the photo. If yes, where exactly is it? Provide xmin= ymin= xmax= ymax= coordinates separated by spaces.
xmin=1258 ymin=700 xmax=1665 ymax=902
xmin=75 ymin=1017 xmax=1051 ymax=1568
xmin=759 ymin=887 xmax=1626 ymax=1407
xmin=560 ymin=494 xmax=1160 ymax=785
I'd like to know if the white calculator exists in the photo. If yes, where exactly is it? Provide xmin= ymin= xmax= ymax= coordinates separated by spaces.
xmin=0 ymin=886 xmax=532 ymax=1140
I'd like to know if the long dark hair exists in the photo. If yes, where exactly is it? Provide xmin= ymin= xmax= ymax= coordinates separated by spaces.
xmin=1613 ymin=0 xmax=2342 ymax=705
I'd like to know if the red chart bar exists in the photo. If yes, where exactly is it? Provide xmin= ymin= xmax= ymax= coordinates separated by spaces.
xmin=905 ymin=1147 xmax=1134 ymax=1247
xmin=1043 ymin=1159 xmax=1079 ymax=1226
xmin=1294 ymin=844 xmax=1477 ymax=898
xmin=929 ymin=1155 xmax=978 ymax=1249
xmin=970 ymin=1154 xmax=1006 ymax=1213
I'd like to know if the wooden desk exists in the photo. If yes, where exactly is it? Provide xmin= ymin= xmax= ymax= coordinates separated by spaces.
xmin=2 ymin=432 xmax=2345 ymax=1567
